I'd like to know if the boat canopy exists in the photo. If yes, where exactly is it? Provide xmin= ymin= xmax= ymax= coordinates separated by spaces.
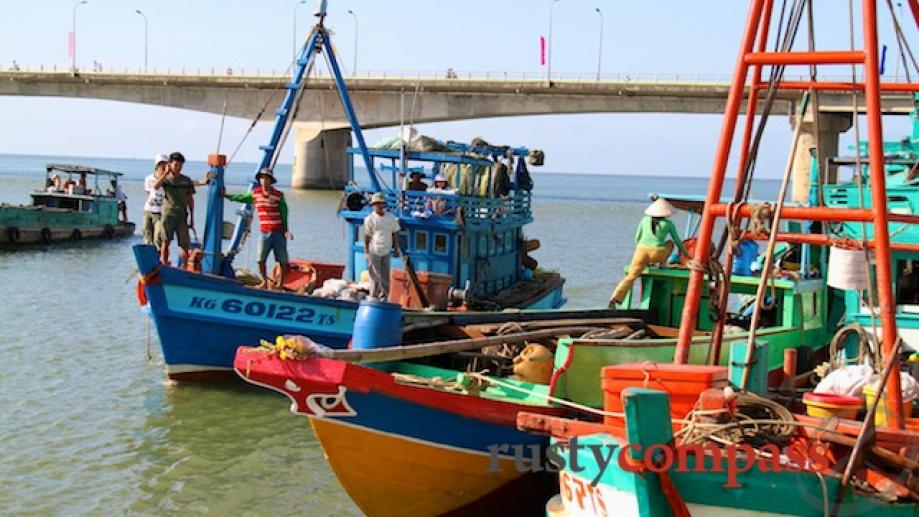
xmin=45 ymin=164 xmax=124 ymax=178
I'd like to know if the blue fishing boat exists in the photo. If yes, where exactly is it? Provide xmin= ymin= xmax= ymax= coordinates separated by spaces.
xmin=134 ymin=8 xmax=563 ymax=380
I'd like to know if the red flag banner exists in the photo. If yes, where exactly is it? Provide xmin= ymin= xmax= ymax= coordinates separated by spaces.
xmin=68 ymin=32 xmax=74 ymax=58
xmin=540 ymin=36 xmax=546 ymax=66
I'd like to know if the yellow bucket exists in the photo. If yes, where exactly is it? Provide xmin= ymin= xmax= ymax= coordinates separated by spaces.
xmin=863 ymin=384 xmax=914 ymax=426
xmin=802 ymin=392 xmax=862 ymax=420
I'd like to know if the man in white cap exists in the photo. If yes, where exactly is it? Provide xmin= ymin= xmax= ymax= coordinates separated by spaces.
xmin=142 ymin=154 xmax=169 ymax=245
xmin=363 ymin=192 xmax=401 ymax=300
xmin=609 ymin=197 xmax=689 ymax=307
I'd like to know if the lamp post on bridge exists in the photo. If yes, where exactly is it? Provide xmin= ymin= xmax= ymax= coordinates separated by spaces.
xmin=594 ymin=7 xmax=603 ymax=81
xmin=547 ymin=0 xmax=560 ymax=83
xmin=71 ymin=0 xmax=88 ymax=72
xmin=894 ymin=1 xmax=903 ymax=82
xmin=347 ymin=9 xmax=358 ymax=77
xmin=293 ymin=0 xmax=307 ymax=64
xmin=134 ymin=9 xmax=148 ymax=72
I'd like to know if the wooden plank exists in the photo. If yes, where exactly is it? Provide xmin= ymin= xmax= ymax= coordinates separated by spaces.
xmin=464 ymin=317 xmax=645 ymax=334
xmin=320 ymin=326 xmax=600 ymax=363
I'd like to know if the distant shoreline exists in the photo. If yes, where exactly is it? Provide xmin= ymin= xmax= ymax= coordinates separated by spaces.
xmin=0 ymin=152 xmax=712 ymax=179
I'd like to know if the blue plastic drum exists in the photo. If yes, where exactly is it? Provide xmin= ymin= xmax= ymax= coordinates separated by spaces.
xmin=352 ymin=299 xmax=403 ymax=350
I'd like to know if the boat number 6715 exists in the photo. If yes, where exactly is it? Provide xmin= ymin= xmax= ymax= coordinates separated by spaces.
xmin=188 ymin=296 xmax=335 ymax=325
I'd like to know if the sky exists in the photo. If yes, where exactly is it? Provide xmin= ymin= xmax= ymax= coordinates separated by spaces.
xmin=0 ymin=0 xmax=914 ymax=177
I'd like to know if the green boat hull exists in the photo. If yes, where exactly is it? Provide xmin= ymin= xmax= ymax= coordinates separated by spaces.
xmin=0 ymin=193 xmax=134 ymax=247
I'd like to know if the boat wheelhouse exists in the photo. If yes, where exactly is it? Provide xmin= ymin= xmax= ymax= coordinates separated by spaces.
xmin=0 ymin=163 xmax=134 ymax=247
xmin=338 ymin=140 xmax=564 ymax=309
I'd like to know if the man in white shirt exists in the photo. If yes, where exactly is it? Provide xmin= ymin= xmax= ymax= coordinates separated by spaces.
xmin=363 ymin=192 xmax=401 ymax=301
xmin=110 ymin=179 xmax=128 ymax=223
xmin=142 ymin=154 xmax=168 ymax=245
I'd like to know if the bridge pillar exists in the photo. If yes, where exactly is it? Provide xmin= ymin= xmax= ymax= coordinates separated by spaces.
xmin=790 ymin=110 xmax=853 ymax=204
xmin=290 ymin=123 xmax=352 ymax=190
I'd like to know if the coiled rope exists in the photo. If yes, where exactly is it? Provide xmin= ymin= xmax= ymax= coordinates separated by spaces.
xmin=675 ymin=392 xmax=796 ymax=447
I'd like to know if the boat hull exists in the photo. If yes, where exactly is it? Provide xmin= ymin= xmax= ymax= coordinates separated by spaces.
xmin=135 ymin=244 xmax=359 ymax=380
xmin=521 ymin=391 xmax=918 ymax=517
xmin=549 ymin=326 xmax=832 ymax=409
xmin=550 ymin=439 xmax=916 ymax=517
xmin=0 ymin=222 xmax=134 ymax=248
xmin=134 ymin=243 xmax=567 ymax=381
xmin=234 ymin=350 xmax=564 ymax=516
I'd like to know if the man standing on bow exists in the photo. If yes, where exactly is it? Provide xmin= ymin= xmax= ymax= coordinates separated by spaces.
xmin=153 ymin=152 xmax=197 ymax=265
xmin=225 ymin=168 xmax=293 ymax=290
xmin=142 ymin=154 xmax=169 ymax=245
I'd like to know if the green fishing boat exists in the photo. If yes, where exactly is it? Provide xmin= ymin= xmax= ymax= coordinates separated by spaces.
xmin=823 ymin=94 xmax=919 ymax=355
xmin=0 ymin=164 xmax=135 ymax=248
xmin=519 ymin=388 xmax=918 ymax=517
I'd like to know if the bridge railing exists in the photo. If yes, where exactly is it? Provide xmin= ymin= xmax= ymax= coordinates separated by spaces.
xmin=0 ymin=63 xmax=869 ymax=85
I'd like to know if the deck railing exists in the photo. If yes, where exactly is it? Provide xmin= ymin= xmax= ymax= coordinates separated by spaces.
xmin=368 ymin=189 xmax=532 ymax=229
xmin=0 ymin=64 xmax=872 ymax=85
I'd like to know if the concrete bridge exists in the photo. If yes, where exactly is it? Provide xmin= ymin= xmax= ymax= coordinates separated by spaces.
xmin=0 ymin=69 xmax=913 ymax=189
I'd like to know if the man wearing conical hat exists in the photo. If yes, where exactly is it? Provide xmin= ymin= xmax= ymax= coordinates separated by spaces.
xmin=609 ymin=197 xmax=689 ymax=307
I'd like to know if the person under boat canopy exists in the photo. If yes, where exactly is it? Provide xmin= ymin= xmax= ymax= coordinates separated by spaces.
xmin=426 ymin=173 xmax=456 ymax=215
xmin=406 ymin=171 xmax=428 ymax=192
xmin=609 ymin=197 xmax=690 ymax=307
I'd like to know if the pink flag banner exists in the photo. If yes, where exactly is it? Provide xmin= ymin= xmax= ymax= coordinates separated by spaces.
xmin=68 ymin=32 xmax=74 ymax=58
xmin=539 ymin=36 xmax=546 ymax=66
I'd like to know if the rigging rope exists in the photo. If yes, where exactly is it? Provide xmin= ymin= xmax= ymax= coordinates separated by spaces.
xmin=740 ymin=91 xmax=811 ymax=391
xmin=885 ymin=0 xmax=918 ymax=80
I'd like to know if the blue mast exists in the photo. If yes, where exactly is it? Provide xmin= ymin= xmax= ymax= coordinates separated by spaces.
xmin=217 ymin=4 xmax=381 ymax=274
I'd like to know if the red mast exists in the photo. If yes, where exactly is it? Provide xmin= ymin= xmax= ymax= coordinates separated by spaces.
xmin=673 ymin=0 xmax=913 ymax=428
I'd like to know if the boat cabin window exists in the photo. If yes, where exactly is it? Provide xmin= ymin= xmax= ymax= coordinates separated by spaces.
xmin=414 ymin=231 xmax=428 ymax=252
xmin=433 ymin=233 xmax=448 ymax=254
xmin=724 ymin=293 xmax=780 ymax=330
xmin=897 ymin=260 xmax=919 ymax=305
xmin=37 ymin=195 xmax=92 ymax=212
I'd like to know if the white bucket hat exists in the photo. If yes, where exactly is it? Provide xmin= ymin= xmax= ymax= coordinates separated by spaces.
xmin=645 ymin=198 xmax=675 ymax=218
xmin=434 ymin=173 xmax=448 ymax=184
xmin=370 ymin=192 xmax=387 ymax=205
xmin=154 ymin=153 xmax=170 ymax=166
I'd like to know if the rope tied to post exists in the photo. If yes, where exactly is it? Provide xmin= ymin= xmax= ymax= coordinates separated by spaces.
xmin=688 ymin=250 xmax=728 ymax=321
xmin=749 ymin=202 xmax=774 ymax=237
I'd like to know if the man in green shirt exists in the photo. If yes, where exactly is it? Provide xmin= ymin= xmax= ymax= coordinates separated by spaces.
xmin=153 ymin=152 xmax=197 ymax=265
xmin=610 ymin=198 xmax=689 ymax=306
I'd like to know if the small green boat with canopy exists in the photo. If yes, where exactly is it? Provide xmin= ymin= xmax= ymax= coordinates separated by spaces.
xmin=0 ymin=164 xmax=135 ymax=247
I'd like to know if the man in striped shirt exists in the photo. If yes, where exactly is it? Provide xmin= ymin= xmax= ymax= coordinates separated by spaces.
xmin=225 ymin=168 xmax=293 ymax=289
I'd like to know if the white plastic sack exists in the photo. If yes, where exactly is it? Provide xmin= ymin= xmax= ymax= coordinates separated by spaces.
xmin=321 ymin=279 xmax=349 ymax=296
xmin=814 ymin=364 xmax=875 ymax=397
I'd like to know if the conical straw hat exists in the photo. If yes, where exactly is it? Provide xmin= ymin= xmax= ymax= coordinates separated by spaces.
xmin=645 ymin=198 xmax=675 ymax=217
